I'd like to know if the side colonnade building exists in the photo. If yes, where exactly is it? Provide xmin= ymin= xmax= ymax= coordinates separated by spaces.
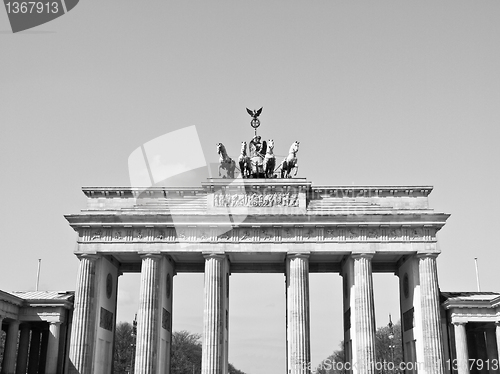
xmin=64 ymin=178 xmax=451 ymax=374
xmin=0 ymin=290 xmax=74 ymax=374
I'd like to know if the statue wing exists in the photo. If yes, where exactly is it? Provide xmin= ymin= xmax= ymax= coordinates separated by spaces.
xmin=256 ymin=107 xmax=263 ymax=117
xmin=246 ymin=108 xmax=254 ymax=117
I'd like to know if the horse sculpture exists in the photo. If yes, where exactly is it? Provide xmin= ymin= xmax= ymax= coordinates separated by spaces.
xmin=217 ymin=143 xmax=236 ymax=178
xmin=238 ymin=141 xmax=252 ymax=178
xmin=280 ymin=141 xmax=299 ymax=178
xmin=263 ymin=139 xmax=276 ymax=178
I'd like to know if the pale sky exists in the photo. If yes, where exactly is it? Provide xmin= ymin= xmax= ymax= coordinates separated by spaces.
xmin=1 ymin=1 xmax=500 ymax=373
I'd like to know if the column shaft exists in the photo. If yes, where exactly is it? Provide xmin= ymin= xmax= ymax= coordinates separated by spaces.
xmin=353 ymin=254 xmax=376 ymax=374
xmin=68 ymin=255 xmax=98 ymax=374
xmin=418 ymin=253 xmax=445 ymax=374
xmin=45 ymin=323 xmax=61 ymax=374
xmin=453 ymin=323 xmax=470 ymax=374
xmin=2 ymin=321 xmax=20 ymax=374
xmin=201 ymin=254 xmax=227 ymax=374
xmin=134 ymin=254 xmax=161 ymax=374
xmin=286 ymin=254 xmax=311 ymax=374
xmin=16 ymin=324 xmax=31 ymax=374
xmin=496 ymin=323 xmax=500 ymax=367
xmin=28 ymin=329 xmax=41 ymax=374
xmin=39 ymin=329 xmax=49 ymax=374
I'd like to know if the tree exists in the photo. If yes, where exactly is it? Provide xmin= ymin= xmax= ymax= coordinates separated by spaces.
xmin=315 ymin=320 xmax=404 ymax=374
xmin=315 ymin=341 xmax=345 ymax=374
xmin=113 ymin=322 xmax=135 ymax=374
xmin=376 ymin=320 xmax=403 ymax=372
xmin=170 ymin=331 xmax=248 ymax=374
xmin=170 ymin=331 xmax=202 ymax=374
xmin=114 ymin=327 xmax=248 ymax=374
xmin=228 ymin=363 xmax=247 ymax=374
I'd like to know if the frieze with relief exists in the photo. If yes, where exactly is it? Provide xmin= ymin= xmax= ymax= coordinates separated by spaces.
xmin=213 ymin=191 xmax=299 ymax=207
xmin=81 ymin=226 xmax=437 ymax=243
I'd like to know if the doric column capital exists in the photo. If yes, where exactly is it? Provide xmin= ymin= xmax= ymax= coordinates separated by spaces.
xmin=202 ymin=252 xmax=226 ymax=260
xmin=76 ymin=253 xmax=100 ymax=261
xmin=416 ymin=252 xmax=440 ymax=260
xmin=453 ymin=321 xmax=467 ymax=327
xmin=352 ymin=252 xmax=374 ymax=260
xmin=139 ymin=253 xmax=162 ymax=260
xmin=287 ymin=252 xmax=310 ymax=259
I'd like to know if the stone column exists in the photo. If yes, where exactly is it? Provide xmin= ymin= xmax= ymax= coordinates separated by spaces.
xmin=45 ymin=322 xmax=61 ymax=374
xmin=496 ymin=323 xmax=500 ymax=365
xmin=453 ymin=322 xmax=470 ymax=374
xmin=418 ymin=253 xmax=445 ymax=374
xmin=286 ymin=253 xmax=311 ymax=374
xmin=69 ymin=254 xmax=98 ymax=374
xmin=2 ymin=320 xmax=20 ymax=374
xmin=28 ymin=328 xmax=41 ymax=374
xmin=201 ymin=253 xmax=227 ymax=374
xmin=39 ymin=328 xmax=49 ymax=374
xmin=352 ymin=253 xmax=377 ymax=374
xmin=485 ymin=328 xmax=498 ymax=373
xmin=134 ymin=254 xmax=161 ymax=374
xmin=16 ymin=324 xmax=31 ymax=374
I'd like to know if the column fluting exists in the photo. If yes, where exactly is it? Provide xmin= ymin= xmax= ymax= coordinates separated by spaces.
xmin=453 ymin=322 xmax=470 ymax=374
xmin=286 ymin=253 xmax=311 ymax=374
xmin=353 ymin=253 xmax=377 ymax=374
xmin=201 ymin=254 xmax=226 ymax=374
xmin=45 ymin=322 xmax=61 ymax=374
xmin=134 ymin=254 xmax=161 ymax=374
xmin=68 ymin=254 xmax=98 ymax=374
xmin=418 ymin=253 xmax=445 ymax=374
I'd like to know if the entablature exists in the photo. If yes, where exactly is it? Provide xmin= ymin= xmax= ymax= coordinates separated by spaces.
xmin=72 ymin=223 xmax=442 ymax=245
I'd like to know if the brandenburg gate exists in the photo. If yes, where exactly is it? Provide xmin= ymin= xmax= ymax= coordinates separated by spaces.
xmin=65 ymin=178 xmax=449 ymax=374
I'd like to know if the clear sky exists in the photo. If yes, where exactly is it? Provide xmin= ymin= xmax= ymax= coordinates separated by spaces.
xmin=1 ymin=1 xmax=500 ymax=373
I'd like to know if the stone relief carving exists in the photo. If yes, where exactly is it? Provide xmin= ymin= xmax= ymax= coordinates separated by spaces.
xmin=366 ymin=229 xmax=378 ymax=239
xmin=240 ymin=229 xmax=252 ymax=241
xmin=218 ymin=232 xmax=231 ymax=241
xmin=260 ymin=228 xmax=273 ymax=241
xmin=92 ymin=230 xmax=102 ymax=240
xmin=177 ymin=230 xmax=187 ymax=240
xmin=213 ymin=192 xmax=299 ymax=207
xmin=346 ymin=229 xmax=359 ymax=240
xmin=282 ymin=228 xmax=295 ymax=240
xmin=325 ymin=229 xmax=336 ymax=239
xmin=83 ymin=226 xmax=435 ymax=243
xmin=303 ymin=228 xmax=314 ymax=240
